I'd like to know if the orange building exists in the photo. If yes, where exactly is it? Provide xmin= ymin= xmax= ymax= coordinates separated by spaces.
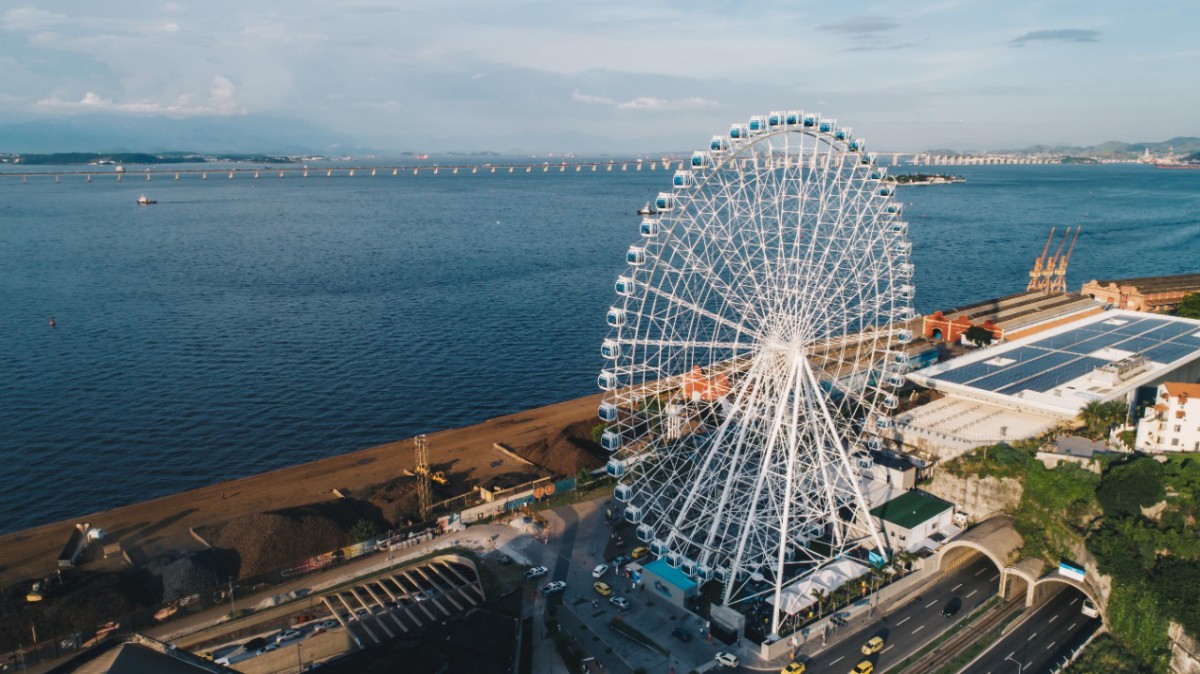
xmin=1081 ymin=274 xmax=1200 ymax=314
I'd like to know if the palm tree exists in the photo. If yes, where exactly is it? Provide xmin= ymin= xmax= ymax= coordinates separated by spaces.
xmin=810 ymin=588 xmax=828 ymax=619
xmin=1079 ymin=400 xmax=1106 ymax=439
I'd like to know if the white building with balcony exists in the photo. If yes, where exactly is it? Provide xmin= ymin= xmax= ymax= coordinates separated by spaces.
xmin=1136 ymin=382 xmax=1200 ymax=453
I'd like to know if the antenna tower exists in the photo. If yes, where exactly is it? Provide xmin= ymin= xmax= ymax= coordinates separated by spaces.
xmin=414 ymin=434 xmax=432 ymax=521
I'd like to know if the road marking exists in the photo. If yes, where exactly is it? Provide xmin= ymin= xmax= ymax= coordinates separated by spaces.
xmin=1047 ymin=641 xmax=1057 ymax=650
xmin=990 ymin=574 xmax=1000 ymax=582
xmin=897 ymin=616 xmax=911 ymax=626
xmin=1070 ymin=597 xmax=1080 ymax=605
xmin=1069 ymin=622 xmax=1078 ymax=630
xmin=967 ymin=589 xmax=978 ymax=598
xmin=1049 ymin=614 xmax=1059 ymax=623
xmin=952 ymin=583 xmax=963 ymax=591
xmin=883 ymin=645 xmax=894 ymax=653
xmin=926 ymin=600 xmax=937 ymax=608
xmin=1006 ymin=652 xmax=1016 ymax=660
xmin=912 ymin=625 xmax=925 ymax=634
xmin=1028 ymin=632 xmax=1038 ymax=641
xmin=976 ymin=568 xmax=987 ymax=576
xmin=831 ymin=656 xmax=844 ymax=665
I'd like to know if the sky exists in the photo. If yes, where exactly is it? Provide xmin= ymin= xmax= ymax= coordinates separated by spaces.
xmin=1 ymin=1 xmax=1197 ymax=154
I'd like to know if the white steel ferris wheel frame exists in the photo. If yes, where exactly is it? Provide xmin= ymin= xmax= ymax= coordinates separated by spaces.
xmin=598 ymin=110 xmax=916 ymax=636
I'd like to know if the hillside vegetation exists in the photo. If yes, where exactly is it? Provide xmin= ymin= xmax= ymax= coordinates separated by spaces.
xmin=944 ymin=442 xmax=1200 ymax=672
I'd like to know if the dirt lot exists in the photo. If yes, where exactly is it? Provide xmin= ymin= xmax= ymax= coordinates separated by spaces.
xmin=0 ymin=392 xmax=607 ymax=596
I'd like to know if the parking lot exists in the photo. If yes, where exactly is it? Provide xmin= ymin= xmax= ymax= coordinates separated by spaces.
xmin=321 ymin=558 xmax=483 ymax=646
xmin=196 ymin=556 xmax=484 ymax=672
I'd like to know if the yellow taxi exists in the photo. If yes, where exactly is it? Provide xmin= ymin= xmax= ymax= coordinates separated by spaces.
xmin=631 ymin=546 xmax=649 ymax=560
xmin=781 ymin=661 xmax=806 ymax=674
xmin=851 ymin=661 xmax=874 ymax=674
xmin=593 ymin=581 xmax=613 ymax=597
xmin=861 ymin=636 xmax=885 ymax=655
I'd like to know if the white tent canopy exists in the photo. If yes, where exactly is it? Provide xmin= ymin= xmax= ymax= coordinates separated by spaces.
xmin=767 ymin=559 xmax=870 ymax=616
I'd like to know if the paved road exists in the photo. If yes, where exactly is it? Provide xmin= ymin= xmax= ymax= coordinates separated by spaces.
xmin=966 ymin=588 xmax=1101 ymax=674
xmin=753 ymin=555 xmax=1001 ymax=674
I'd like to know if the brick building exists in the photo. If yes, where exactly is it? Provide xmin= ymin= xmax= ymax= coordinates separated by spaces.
xmin=1081 ymin=274 xmax=1200 ymax=314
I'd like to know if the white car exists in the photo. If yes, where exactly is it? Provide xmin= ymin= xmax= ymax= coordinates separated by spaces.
xmin=592 ymin=563 xmax=609 ymax=579
xmin=540 ymin=581 xmax=567 ymax=596
xmin=1081 ymin=599 xmax=1100 ymax=618
xmin=609 ymin=596 xmax=631 ymax=610
xmin=274 ymin=628 xmax=301 ymax=643
xmin=524 ymin=566 xmax=549 ymax=580
xmin=714 ymin=651 xmax=739 ymax=668
xmin=256 ymin=643 xmax=280 ymax=656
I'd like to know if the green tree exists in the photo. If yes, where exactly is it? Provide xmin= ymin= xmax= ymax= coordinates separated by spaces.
xmin=591 ymin=422 xmax=607 ymax=444
xmin=1177 ymin=292 xmax=1200 ymax=319
xmin=348 ymin=518 xmax=380 ymax=543
xmin=1079 ymin=400 xmax=1107 ymax=439
xmin=963 ymin=325 xmax=995 ymax=347
xmin=1096 ymin=457 xmax=1165 ymax=518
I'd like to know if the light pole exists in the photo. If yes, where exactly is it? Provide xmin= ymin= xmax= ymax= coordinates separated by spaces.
xmin=296 ymin=641 xmax=303 ymax=673
xmin=1005 ymin=654 xmax=1024 ymax=673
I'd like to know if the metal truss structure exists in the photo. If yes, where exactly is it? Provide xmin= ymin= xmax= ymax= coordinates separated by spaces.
xmin=597 ymin=110 xmax=915 ymax=634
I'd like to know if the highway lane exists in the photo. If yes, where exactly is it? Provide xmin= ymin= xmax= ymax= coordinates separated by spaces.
xmin=766 ymin=554 xmax=1002 ymax=674
xmin=967 ymin=587 xmax=1101 ymax=674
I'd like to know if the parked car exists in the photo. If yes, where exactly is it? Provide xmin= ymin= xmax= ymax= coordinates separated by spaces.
xmin=941 ymin=596 xmax=962 ymax=617
xmin=670 ymin=626 xmax=692 ymax=642
xmin=861 ymin=636 xmax=885 ymax=655
xmin=609 ymin=555 xmax=632 ymax=569
xmin=256 ymin=643 xmax=280 ymax=656
xmin=715 ymin=651 xmax=739 ymax=668
xmin=540 ymin=581 xmax=567 ymax=596
xmin=630 ymin=546 xmax=649 ymax=560
xmin=593 ymin=582 xmax=613 ymax=597
xmin=592 ymin=563 xmax=609 ymax=578
xmin=610 ymin=596 xmax=631 ymax=610
xmin=781 ymin=661 xmax=806 ymax=674
xmin=523 ymin=566 xmax=549 ymax=580
xmin=320 ymin=619 xmax=339 ymax=630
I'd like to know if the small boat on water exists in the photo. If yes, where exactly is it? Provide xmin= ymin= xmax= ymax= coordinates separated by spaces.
xmin=637 ymin=201 xmax=658 ymax=216
xmin=137 ymin=195 xmax=157 ymax=205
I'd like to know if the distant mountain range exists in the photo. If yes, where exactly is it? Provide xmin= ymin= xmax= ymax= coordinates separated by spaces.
xmin=1008 ymin=137 xmax=1200 ymax=158
xmin=0 ymin=114 xmax=355 ymax=155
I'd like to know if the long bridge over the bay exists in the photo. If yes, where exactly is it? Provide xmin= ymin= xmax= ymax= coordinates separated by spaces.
xmin=0 ymin=153 xmax=1057 ymax=183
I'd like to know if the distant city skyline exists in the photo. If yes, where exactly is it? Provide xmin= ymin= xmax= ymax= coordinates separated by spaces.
xmin=1 ymin=1 xmax=1197 ymax=153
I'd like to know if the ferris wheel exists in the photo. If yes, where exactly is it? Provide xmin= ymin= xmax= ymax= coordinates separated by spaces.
xmin=598 ymin=110 xmax=915 ymax=635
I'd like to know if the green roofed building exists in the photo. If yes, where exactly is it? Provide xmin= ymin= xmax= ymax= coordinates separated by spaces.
xmin=869 ymin=489 xmax=955 ymax=553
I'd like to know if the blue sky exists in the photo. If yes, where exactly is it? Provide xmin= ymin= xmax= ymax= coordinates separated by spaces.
xmin=1 ymin=1 xmax=1197 ymax=153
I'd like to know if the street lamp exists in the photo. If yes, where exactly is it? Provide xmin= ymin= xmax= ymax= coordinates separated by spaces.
xmin=1005 ymin=654 xmax=1024 ymax=673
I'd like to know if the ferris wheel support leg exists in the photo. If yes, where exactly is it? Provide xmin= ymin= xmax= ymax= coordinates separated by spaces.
xmin=799 ymin=357 xmax=888 ymax=556
xmin=770 ymin=359 xmax=807 ymax=635
xmin=722 ymin=364 xmax=795 ymax=610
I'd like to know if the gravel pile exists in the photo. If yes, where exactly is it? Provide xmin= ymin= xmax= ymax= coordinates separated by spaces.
xmin=204 ymin=500 xmax=382 ymax=578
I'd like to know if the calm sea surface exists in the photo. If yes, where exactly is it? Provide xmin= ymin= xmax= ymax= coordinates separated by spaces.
xmin=1 ymin=163 xmax=1197 ymax=532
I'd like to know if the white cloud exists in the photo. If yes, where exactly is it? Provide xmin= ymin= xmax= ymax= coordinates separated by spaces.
xmin=574 ymin=90 xmax=719 ymax=111
xmin=616 ymin=96 xmax=720 ymax=111
xmin=572 ymin=89 xmax=614 ymax=105
xmin=36 ymin=75 xmax=243 ymax=116
xmin=2 ymin=7 xmax=66 ymax=32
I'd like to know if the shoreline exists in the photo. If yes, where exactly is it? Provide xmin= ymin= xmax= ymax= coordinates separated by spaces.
xmin=0 ymin=391 xmax=605 ymax=590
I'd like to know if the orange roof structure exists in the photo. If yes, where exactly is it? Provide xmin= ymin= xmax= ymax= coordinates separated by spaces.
xmin=1164 ymin=382 xmax=1200 ymax=399
xmin=681 ymin=366 xmax=730 ymax=402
